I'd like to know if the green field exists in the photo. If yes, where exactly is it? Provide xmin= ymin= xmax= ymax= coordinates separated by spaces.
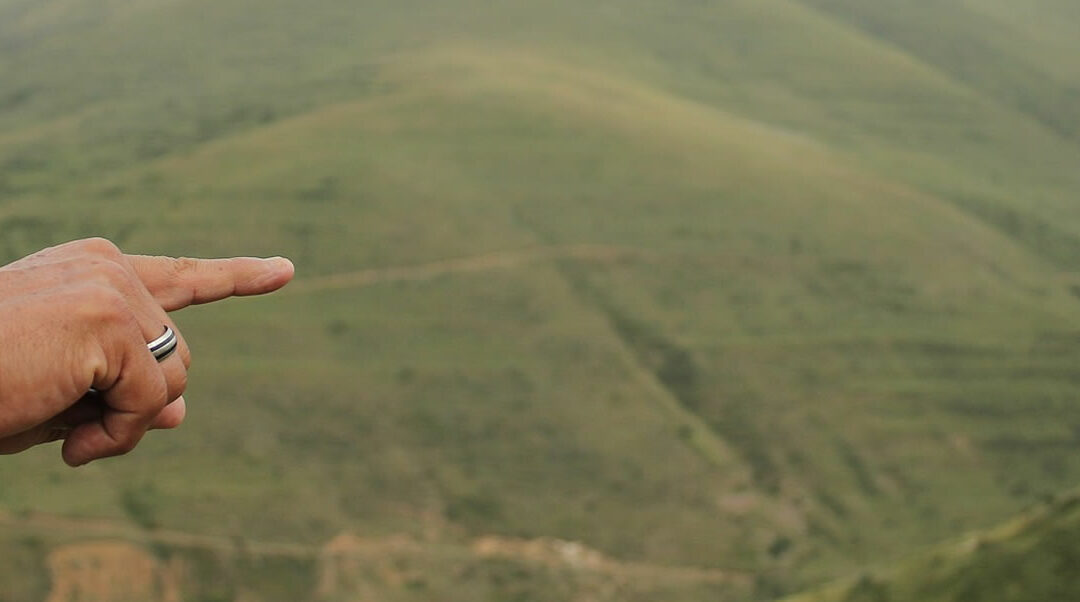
xmin=1 ymin=0 xmax=1080 ymax=600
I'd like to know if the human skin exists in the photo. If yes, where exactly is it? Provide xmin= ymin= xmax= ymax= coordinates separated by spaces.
xmin=0 ymin=238 xmax=294 ymax=466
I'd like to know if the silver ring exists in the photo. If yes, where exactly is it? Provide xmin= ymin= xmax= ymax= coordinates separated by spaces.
xmin=148 ymin=326 xmax=178 ymax=362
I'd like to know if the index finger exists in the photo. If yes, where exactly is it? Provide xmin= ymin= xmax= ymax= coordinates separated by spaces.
xmin=126 ymin=255 xmax=295 ymax=311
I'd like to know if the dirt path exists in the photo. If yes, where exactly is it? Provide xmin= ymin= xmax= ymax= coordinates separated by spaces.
xmin=0 ymin=510 xmax=749 ymax=585
xmin=0 ymin=511 xmax=314 ymax=558
xmin=284 ymin=244 xmax=645 ymax=295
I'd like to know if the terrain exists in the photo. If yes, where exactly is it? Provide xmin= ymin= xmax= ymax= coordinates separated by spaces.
xmin=785 ymin=490 xmax=1080 ymax=602
xmin=1 ymin=0 xmax=1079 ymax=599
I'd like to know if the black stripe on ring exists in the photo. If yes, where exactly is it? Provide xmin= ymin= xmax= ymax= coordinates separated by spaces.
xmin=148 ymin=326 xmax=178 ymax=362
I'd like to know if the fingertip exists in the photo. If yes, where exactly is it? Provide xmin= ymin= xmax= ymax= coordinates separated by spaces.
xmin=61 ymin=428 xmax=92 ymax=467
xmin=252 ymin=256 xmax=295 ymax=292
xmin=61 ymin=415 xmax=145 ymax=467
xmin=151 ymin=396 xmax=187 ymax=430
xmin=272 ymin=256 xmax=295 ymax=282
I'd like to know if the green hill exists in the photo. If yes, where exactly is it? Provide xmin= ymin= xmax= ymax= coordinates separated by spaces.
xmin=784 ymin=491 xmax=1080 ymax=602
xmin=1 ymin=0 xmax=1079 ymax=599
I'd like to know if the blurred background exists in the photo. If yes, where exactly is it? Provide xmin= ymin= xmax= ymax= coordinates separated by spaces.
xmin=2 ymin=1 xmax=1080 ymax=600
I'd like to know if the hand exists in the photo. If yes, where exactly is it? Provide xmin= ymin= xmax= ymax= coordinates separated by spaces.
xmin=0 ymin=238 xmax=294 ymax=466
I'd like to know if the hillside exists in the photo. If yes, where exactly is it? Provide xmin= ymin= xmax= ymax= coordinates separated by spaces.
xmin=1 ymin=0 xmax=1080 ymax=599
xmin=785 ymin=491 xmax=1080 ymax=602
xmin=0 ymin=510 xmax=749 ymax=602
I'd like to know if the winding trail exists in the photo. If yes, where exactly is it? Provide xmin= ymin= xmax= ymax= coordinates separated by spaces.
xmin=284 ymin=244 xmax=645 ymax=295
xmin=0 ymin=510 xmax=313 ymax=557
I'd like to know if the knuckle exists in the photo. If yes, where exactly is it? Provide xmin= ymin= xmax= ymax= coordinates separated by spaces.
xmin=149 ymin=376 xmax=170 ymax=409
xmin=113 ymin=434 xmax=141 ymax=456
xmin=175 ymin=335 xmax=192 ymax=370
xmin=79 ymin=344 xmax=109 ymax=386
xmin=90 ymin=259 xmax=132 ymax=288
xmin=170 ymin=257 xmax=202 ymax=278
xmin=171 ymin=369 xmax=189 ymax=398
xmin=78 ymin=284 xmax=131 ymax=323
xmin=171 ymin=253 xmax=201 ymax=272
xmin=77 ymin=237 xmax=123 ymax=259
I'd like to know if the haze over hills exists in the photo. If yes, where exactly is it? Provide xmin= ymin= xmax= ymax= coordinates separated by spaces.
xmin=1 ymin=0 xmax=1079 ymax=599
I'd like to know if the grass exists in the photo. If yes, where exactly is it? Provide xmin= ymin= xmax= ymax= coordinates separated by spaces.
xmin=1 ymin=0 xmax=1079 ymax=599
xmin=784 ymin=491 xmax=1080 ymax=602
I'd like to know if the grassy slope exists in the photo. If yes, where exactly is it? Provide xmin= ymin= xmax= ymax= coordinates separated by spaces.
xmin=784 ymin=491 xmax=1080 ymax=602
xmin=1 ymin=0 xmax=1080 ymax=599
xmin=0 ymin=512 xmax=743 ymax=602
